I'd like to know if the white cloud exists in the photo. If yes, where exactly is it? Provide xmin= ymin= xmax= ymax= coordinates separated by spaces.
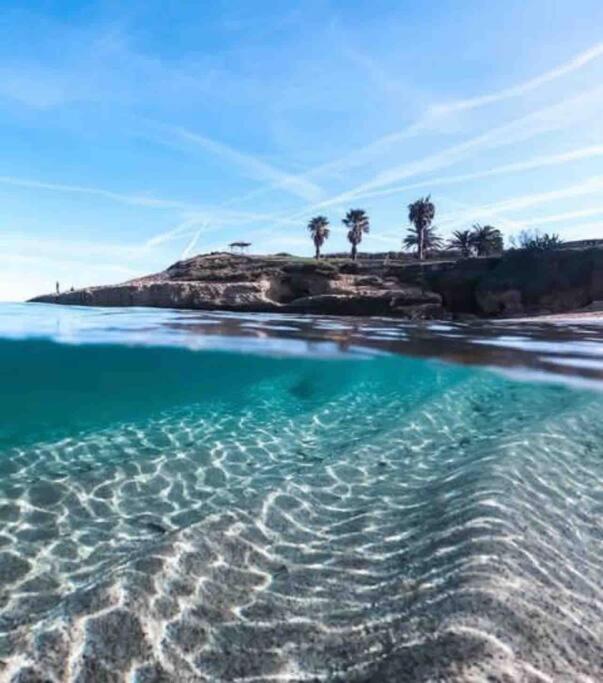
xmin=430 ymin=42 xmax=603 ymax=116
xmin=180 ymin=222 xmax=209 ymax=259
xmin=344 ymin=87 xmax=603 ymax=198
xmin=269 ymin=42 xmax=603 ymax=193
xmin=2 ymin=19 xmax=603 ymax=266
xmin=0 ymin=175 xmax=197 ymax=211
xmin=275 ymin=86 xmax=603 ymax=226
xmin=163 ymin=126 xmax=325 ymax=202
xmin=349 ymin=145 xmax=603 ymax=202
xmin=434 ymin=193 xmax=524 ymax=236
xmin=145 ymin=217 xmax=210 ymax=248
xmin=516 ymin=207 xmax=603 ymax=228
xmin=478 ymin=176 xmax=603 ymax=213
xmin=438 ymin=177 xmax=603 ymax=233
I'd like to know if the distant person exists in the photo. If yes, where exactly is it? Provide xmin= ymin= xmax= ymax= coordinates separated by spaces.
xmin=56 ymin=281 xmax=60 ymax=295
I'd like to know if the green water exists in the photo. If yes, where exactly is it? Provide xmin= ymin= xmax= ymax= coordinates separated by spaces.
xmin=0 ymin=304 xmax=602 ymax=681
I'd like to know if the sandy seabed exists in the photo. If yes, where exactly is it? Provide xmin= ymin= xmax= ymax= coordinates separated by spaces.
xmin=0 ymin=358 xmax=602 ymax=682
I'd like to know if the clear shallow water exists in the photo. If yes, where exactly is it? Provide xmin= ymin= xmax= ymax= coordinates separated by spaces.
xmin=0 ymin=304 xmax=602 ymax=682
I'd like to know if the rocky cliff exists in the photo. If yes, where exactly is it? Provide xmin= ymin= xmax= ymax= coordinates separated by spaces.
xmin=29 ymin=248 xmax=603 ymax=319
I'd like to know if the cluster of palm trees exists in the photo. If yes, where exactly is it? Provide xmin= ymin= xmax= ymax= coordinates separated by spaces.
xmin=307 ymin=196 xmax=504 ymax=261
xmin=448 ymin=224 xmax=504 ymax=257
xmin=308 ymin=209 xmax=370 ymax=260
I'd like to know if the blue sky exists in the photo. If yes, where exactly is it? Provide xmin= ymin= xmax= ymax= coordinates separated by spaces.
xmin=1 ymin=0 xmax=603 ymax=300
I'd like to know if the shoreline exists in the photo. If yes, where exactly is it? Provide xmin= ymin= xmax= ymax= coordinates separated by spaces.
xmin=26 ymin=297 xmax=603 ymax=325
xmin=30 ymin=248 xmax=603 ymax=321
xmin=502 ymin=308 xmax=603 ymax=323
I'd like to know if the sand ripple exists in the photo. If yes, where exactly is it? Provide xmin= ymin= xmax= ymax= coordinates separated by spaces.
xmin=0 ymin=365 xmax=602 ymax=681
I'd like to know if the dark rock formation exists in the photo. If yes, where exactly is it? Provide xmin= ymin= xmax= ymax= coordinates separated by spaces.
xmin=474 ymin=248 xmax=603 ymax=316
xmin=388 ymin=248 xmax=603 ymax=316
xmin=387 ymin=257 xmax=501 ymax=313
xmin=29 ymin=247 xmax=603 ymax=318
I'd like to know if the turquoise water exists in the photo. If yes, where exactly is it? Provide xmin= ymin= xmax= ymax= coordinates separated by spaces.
xmin=0 ymin=304 xmax=602 ymax=681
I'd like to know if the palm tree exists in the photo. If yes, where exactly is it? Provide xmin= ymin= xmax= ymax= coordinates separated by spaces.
xmin=342 ymin=209 xmax=370 ymax=260
xmin=448 ymin=229 xmax=474 ymax=258
xmin=470 ymin=224 xmax=503 ymax=256
xmin=307 ymin=216 xmax=330 ymax=259
xmin=403 ymin=225 xmax=443 ymax=255
xmin=407 ymin=196 xmax=436 ymax=260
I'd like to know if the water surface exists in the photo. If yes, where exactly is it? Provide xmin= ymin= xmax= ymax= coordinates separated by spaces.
xmin=0 ymin=304 xmax=602 ymax=682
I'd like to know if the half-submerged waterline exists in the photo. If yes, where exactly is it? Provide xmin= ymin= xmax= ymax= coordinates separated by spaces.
xmin=0 ymin=304 xmax=602 ymax=681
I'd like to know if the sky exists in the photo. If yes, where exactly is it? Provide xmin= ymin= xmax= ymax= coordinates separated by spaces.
xmin=1 ymin=0 xmax=603 ymax=301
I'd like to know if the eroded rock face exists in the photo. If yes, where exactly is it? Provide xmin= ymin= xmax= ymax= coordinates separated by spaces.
xmin=30 ymin=253 xmax=446 ymax=320
xmin=29 ymin=248 xmax=603 ymax=318
xmin=474 ymin=248 xmax=603 ymax=316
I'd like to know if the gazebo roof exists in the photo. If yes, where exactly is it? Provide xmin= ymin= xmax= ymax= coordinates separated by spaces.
xmin=229 ymin=241 xmax=251 ymax=247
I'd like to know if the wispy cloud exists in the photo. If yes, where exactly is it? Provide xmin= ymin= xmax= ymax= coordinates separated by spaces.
xmin=434 ymin=193 xmax=524 ymax=235
xmin=163 ymin=126 xmax=325 ymax=202
xmin=348 ymin=87 xmax=602 ymax=195
xmin=181 ymin=222 xmax=209 ymax=259
xmin=0 ymin=175 xmax=197 ymax=211
xmin=340 ymin=46 xmax=409 ymax=96
xmin=516 ymin=206 xmax=603 ymax=228
xmin=0 ymin=233 xmax=147 ymax=262
xmin=277 ymin=86 xmax=603 ymax=224
xmin=0 ymin=173 xmax=288 ymax=255
xmin=430 ymin=42 xmax=603 ymax=117
xmin=350 ymin=145 xmax=603 ymax=202
xmin=3 ymin=9 xmax=603 ymax=288
xmin=295 ymin=41 xmax=603 ymax=187
xmin=145 ymin=217 xmax=209 ymax=248
xmin=478 ymin=176 xmax=603 ymax=213
xmin=142 ymin=204 xmax=300 ymax=251
xmin=438 ymin=177 xmax=603 ymax=232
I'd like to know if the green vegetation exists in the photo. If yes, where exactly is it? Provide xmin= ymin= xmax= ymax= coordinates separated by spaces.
xmin=299 ymin=197 xmax=567 ymax=263
xmin=447 ymin=225 xmax=503 ymax=258
xmin=510 ymin=229 xmax=563 ymax=251
xmin=470 ymin=224 xmax=504 ymax=256
xmin=342 ymin=209 xmax=370 ymax=261
xmin=403 ymin=224 xmax=443 ymax=256
xmin=448 ymin=230 xmax=473 ymax=258
xmin=307 ymin=215 xmax=330 ymax=259
xmin=406 ymin=196 xmax=437 ymax=260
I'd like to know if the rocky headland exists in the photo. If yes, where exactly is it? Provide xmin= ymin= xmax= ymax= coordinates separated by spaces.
xmin=30 ymin=247 xmax=603 ymax=319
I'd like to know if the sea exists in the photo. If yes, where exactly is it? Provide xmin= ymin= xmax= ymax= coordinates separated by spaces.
xmin=0 ymin=302 xmax=601 ymax=682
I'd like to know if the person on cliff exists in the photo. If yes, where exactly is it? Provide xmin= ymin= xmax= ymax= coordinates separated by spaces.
xmin=56 ymin=281 xmax=60 ymax=295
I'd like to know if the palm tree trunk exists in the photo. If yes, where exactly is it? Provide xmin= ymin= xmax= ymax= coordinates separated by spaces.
xmin=351 ymin=243 xmax=357 ymax=260
xmin=418 ymin=226 xmax=424 ymax=261
xmin=315 ymin=244 xmax=320 ymax=259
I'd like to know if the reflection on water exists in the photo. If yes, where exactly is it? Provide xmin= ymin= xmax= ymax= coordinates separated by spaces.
xmin=3 ymin=303 xmax=603 ymax=385
xmin=0 ymin=304 xmax=601 ymax=681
